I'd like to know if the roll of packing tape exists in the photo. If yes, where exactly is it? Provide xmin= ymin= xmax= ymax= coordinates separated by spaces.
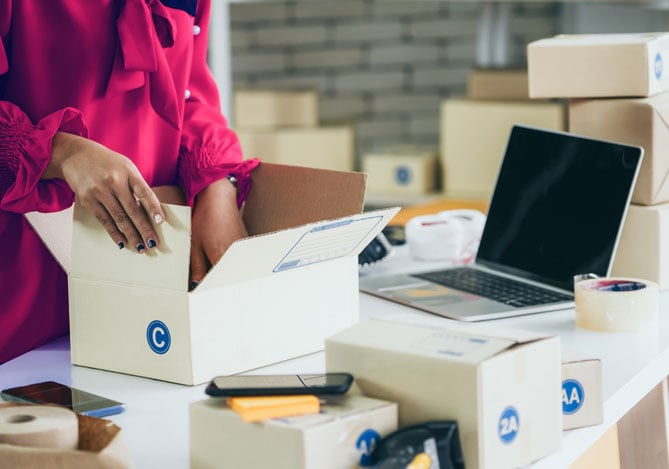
xmin=406 ymin=214 xmax=464 ymax=261
xmin=0 ymin=405 xmax=79 ymax=450
xmin=575 ymin=278 xmax=659 ymax=332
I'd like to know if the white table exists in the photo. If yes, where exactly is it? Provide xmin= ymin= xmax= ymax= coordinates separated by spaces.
xmin=2 ymin=247 xmax=668 ymax=468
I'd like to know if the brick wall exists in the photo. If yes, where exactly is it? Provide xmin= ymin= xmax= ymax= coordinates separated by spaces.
xmin=229 ymin=1 xmax=559 ymax=168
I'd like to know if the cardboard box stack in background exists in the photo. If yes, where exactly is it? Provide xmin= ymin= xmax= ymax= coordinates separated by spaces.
xmin=440 ymin=68 xmax=566 ymax=200
xmin=528 ymin=33 xmax=669 ymax=289
xmin=234 ymin=89 xmax=354 ymax=172
xmin=362 ymin=146 xmax=438 ymax=198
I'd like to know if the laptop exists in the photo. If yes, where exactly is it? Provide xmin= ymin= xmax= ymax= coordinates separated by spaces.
xmin=360 ymin=125 xmax=644 ymax=321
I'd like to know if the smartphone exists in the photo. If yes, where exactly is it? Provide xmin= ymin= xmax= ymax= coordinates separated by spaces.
xmin=0 ymin=381 xmax=126 ymax=418
xmin=205 ymin=373 xmax=354 ymax=397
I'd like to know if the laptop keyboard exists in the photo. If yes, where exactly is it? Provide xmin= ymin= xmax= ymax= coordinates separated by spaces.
xmin=413 ymin=267 xmax=573 ymax=308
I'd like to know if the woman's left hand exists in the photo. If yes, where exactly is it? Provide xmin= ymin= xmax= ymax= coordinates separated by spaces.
xmin=190 ymin=177 xmax=247 ymax=288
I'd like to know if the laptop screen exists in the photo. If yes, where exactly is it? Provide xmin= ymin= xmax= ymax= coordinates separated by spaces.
xmin=476 ymin=125 xmax=643 ymax=292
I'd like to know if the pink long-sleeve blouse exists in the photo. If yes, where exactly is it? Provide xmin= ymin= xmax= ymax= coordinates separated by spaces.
xmin=0 ymin=0 xmax=259 ymax=363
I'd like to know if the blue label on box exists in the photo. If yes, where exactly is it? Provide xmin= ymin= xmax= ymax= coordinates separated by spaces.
xmin=147 ymin=320 xmax=171 ymax=354
xmin=357 ymin=429 xmax=381 ymax=466
xmin=562 ymin=379 xmax=585 ymax=415
xmin=498 ymin=406 xmax=519 ymax=444
xmin=395 ymin=166 xmax=411 ymax=185
xmin=655 ymin=52 xmax=663 ymax=80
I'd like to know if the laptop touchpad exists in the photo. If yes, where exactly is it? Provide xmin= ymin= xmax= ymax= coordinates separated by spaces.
xmin=390 ymin=284 xmax=476 ymax=307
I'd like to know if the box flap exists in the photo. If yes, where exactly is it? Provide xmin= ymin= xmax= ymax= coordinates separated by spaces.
xmin=535 ymin=33 xmax=669 ymax=47
xmin=196 ymin=207 xmax=399 ymax=292
xmin=25 ymin=206 xmax=74 ymax=274
xmin=243 ymin=163 xmax=366 ymax=236
xmin=70 ymin=186 xmax=191 ymax=292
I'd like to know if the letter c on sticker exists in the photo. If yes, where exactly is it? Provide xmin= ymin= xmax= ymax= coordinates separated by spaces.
xmin=147 ymin=320 xmax=171 ymax=354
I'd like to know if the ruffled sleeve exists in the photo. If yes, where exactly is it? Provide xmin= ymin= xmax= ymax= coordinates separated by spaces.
xmin=0 ymin=103 xmax=87 ymax=213
xmin=176 ymin=0 xmax=259 ymax=207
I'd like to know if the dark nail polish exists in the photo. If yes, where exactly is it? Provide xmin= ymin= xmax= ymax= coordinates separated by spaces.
xmin=136 ymin=243 xmax=145 ymax=252
xmin=148 ymin=238 xmax=157 ymax=248
xmin=190 ymin=281 xmax=199 ymax=290
xmin=117 ymin=241 xmax=125 ymax=250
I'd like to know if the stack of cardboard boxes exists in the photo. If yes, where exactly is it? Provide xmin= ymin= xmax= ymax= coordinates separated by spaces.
xmin=439 ymin=68 xmax=566 ymax=201
xmin=529 ymin=33 xmax=669 ymax=290
xmin=234 ymin=89 xmax=355 ymax=172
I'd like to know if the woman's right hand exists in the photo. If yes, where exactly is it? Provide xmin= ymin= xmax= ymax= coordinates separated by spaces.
xmin=43 ymin=132 xmax=165 ymax=252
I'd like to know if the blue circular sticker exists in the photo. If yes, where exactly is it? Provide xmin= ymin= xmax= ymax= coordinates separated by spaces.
xmin=395 ymin=166 xmax=411 ymax=186
xmin=498 ymin=406 xmax=519 ymax=444
xmin=356 ymin=428 xmax=381 ymax=466
xmin=146 ymin=320 xmax=171 ymax=354
xmin=562 ymin=379 xmax=585 ymax=415
xmin=655 ymin=52 xmax=663 ymax=80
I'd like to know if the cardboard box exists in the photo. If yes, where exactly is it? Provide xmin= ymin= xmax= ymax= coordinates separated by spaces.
xmin=528 ymin=33 xmax=669 ymax=98
xmin=440 ymin=98 xmax=566 ymax=199
xmin=238 ymin=126 xmax=354 ymax=172
xmin=570 ymin=95 xmax=669 ymax=205
xmin=362 ymin=147 xmax=438 ymax=196
xmin=561 ymin=349 xmax=603 ymax=431
xmin=611 ymin=203 xmax=669 ymax=290
xmin=234 ymin=89 xmax=318 ymax=128
xmin=190 ymin=394 xmax=398 ymax=469
xmin=325 ymin=318 xmax=562 ymax=469
xmin=0 ymin=403 xmax=130 ymax=468
xmin=467 ymin=68 xmax=529 ymax=100
xmin=30 ymin=164 xmax=397 ymax=385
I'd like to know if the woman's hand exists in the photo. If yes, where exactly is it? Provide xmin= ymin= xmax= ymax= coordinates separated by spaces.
xmin=44 ymin=132 xmax=165 ymax=252
xmin=190 ymin=177 xmax=247 ymax=287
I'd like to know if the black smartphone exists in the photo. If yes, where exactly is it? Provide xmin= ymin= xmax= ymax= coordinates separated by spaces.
xmin=0 ymin=381 xmax=126 ymax=418
xmin=205 ymin=373 xmax=354 ymax=397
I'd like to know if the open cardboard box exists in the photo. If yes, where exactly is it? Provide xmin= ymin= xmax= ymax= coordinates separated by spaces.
xmin=0 ymin=403 xmax=130 ymax=468
xmin=28 ymin=163 xmax=397 ymax=385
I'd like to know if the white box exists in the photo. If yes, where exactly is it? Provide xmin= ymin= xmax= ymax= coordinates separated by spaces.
xmin=234 ymin=89 xmax=318 ymax=128
xmin=190 ymin=394 xmax=398 ymax=469
xmin=362 ymin=147 xmax=438 ymax=196
xmin=29 ymin=164 xmax=397 ymax=385
xmin=561 ymin=349 xmax=603 ymax=430
xmin=325 ymin=318 xmax=562 ymax=469
xmin=528 ymin=33 xmax=669 ymax=98
xmin=238 ymin=126 xmax=354 ymax=172
xmin=612 ymin=203 xmax=669 ymax=290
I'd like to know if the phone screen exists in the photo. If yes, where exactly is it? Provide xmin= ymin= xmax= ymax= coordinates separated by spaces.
xmin=206 ymin=373 xmax=353 ymax=397
xmin=1 ymin=381 xmax=126 ymax=418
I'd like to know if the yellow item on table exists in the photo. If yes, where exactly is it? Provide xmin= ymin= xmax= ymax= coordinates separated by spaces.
xmin=226 ymin=395 xmax=320 ymax=423
xmin=390 ymin=198 xmax=489 ymax=227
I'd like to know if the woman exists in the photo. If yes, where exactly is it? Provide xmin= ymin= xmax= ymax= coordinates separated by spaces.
xmin=0 ymin=0 xmax=259 ymax=362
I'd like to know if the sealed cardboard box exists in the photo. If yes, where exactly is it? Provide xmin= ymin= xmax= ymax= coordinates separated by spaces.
xmin=570 ymin=95 xmax=669 ymax=205
xmin=561 ymin=349 xmax=603 ymax=431
xmin=325 ymin=318 xmax=562 ymax=469
xmin=467 ymin=68 xmax=529 ymax=100
xmin=528 ymin=33 xmax=669 ymax=98
xmin=234 ymin=89 xmax=318 ymax=129
xmin=362 ymin=147 xmax=438 ymax=196
xmin=440 ymin=98 xmax=565 ymax=199
xmin=611 ymin=203 xmax=669 ymax=290
xmin=190 ymin=394 xmax=398 ymax=469
xmin=238 ymin=126 xmax=354 ymax=172
xmin=30 ymin=164 xmax=397 ymax=385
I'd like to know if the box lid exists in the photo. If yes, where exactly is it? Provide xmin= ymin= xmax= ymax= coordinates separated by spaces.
xmin=531 ymin=32 xmax=669 ymax=47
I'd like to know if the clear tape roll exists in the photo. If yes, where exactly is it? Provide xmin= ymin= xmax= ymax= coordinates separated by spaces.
xmin=0 ymin=405 xmax=79 ymax=450
xmin=574 ymin=278 xmax=659 ymax=332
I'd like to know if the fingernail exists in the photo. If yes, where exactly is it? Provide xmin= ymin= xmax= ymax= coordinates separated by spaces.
xmin=154 ymin=213 xmax=164 ymax=224
xmin=190 ymin=281 xmax=199 ymax=290
xmin=136 ymin=243 xmax=145 ymax=252
xmin=117 ymin=241 xmax=125 ymax=250
xmin=148 ymin=238 xmax=157 ymax=248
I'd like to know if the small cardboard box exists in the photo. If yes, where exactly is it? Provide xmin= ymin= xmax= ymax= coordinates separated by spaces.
xmin=234 ymin=89 xmax=318 ymax=128
xmin=30 ymin=164 xmax=397 ymax=385
xmin=467 ymin=68 xmax=529 ymax=100
xmin=528 ymin=33 xmax=669 ymax=98
xmin=362 ymin=147 xmax=438 ymax=196
xmin=190 ymin=394 xmax=398 ymax=469
xmin=238 ymin=126 xmax=354 ymax=172
xmin=570 ymin=95 xmax=669 ymax=205
xmin=611 ymin=203 xmax=669 ymax=290
xmin=325 ymin=318 xmax=562 ymax=469
xmin=0 ymin=404 xmax=130 ymax=468
xmin=440 ymin=98 xmax=566 ymax=199
xmin=561 ymin=349 xmax=603 ymax=431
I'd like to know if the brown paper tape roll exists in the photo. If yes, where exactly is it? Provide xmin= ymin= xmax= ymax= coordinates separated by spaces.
xmin=575 ymin=278 xmax=659 ymax=332
xmin=0 ymin=405 xmax=79 ymax=450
